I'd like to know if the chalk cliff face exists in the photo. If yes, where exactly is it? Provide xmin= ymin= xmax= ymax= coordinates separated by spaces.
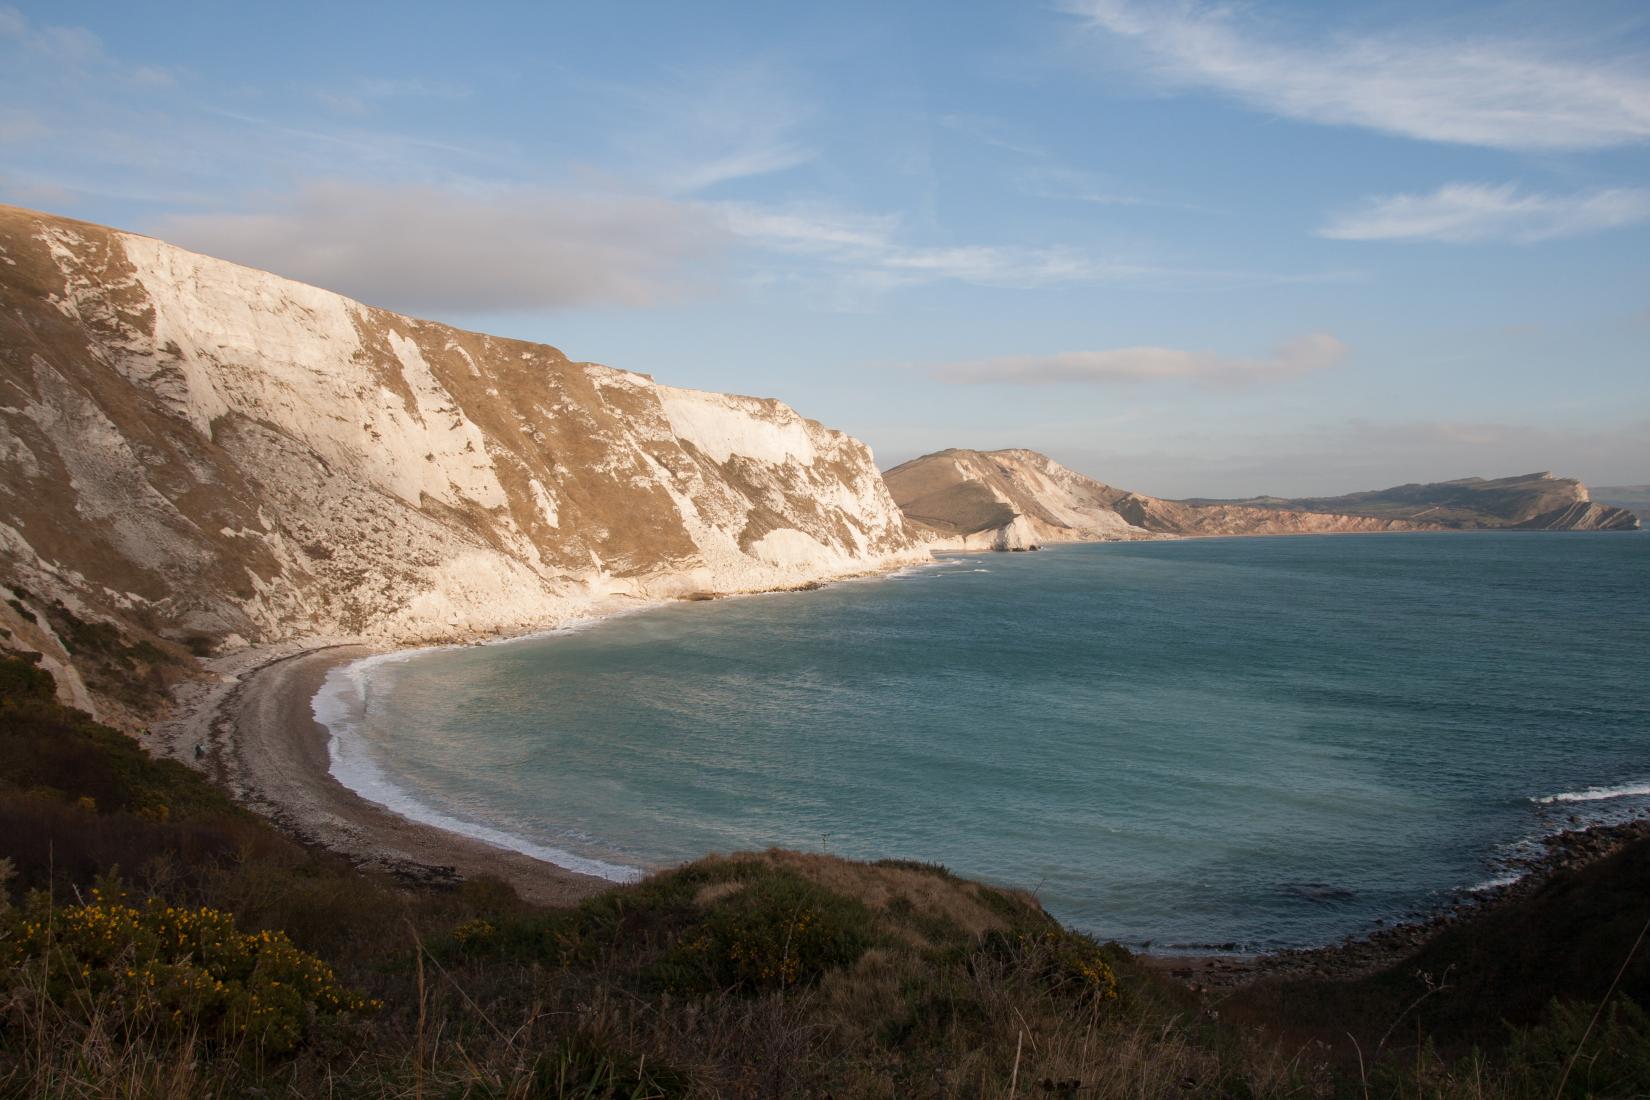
xmin=885 ymin=449 xmax=1638 ymax=547
xmin=884 ymin=448 xmax=1155 ymax=549
xmin=0 ymin=205 xmax=924 ymax=662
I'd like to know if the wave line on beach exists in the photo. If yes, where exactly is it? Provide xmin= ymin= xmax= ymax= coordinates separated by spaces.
xmin=313 ymin=655 xmax=645 ymax=884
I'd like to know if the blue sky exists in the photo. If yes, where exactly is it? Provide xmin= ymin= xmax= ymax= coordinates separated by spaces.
xmin=2 ymin=1 xmax=1646 ymax=496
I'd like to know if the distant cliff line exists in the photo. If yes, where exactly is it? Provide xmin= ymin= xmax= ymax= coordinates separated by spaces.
xmin=884 ymin=448 xmax=1638 ymax=551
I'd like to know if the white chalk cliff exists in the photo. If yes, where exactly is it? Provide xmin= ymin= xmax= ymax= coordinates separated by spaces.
xmin=0 ymin=205 xmax=925 ymax=665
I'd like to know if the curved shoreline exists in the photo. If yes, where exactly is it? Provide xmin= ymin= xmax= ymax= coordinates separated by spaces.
xmin=316 ymin=646 xmax=647 ymax=884
xmin=155 ymin=547 xmax=1648 ymax=958
xmin=205 ymin=642 xmax=615 ymax=905
xmin=155 ymin=566 xmax=942 ymax=908
xmin=198 ymin=632 xmax=1650 ymax=977
xmin=180 ymin=635 xmax=1650 ymax=967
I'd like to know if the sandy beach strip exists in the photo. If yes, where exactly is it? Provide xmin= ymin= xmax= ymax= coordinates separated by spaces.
xmin=190 ymin=643 xmax=612 ymax=908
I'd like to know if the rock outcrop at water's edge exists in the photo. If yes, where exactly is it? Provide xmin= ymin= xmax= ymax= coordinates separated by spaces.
xmin=885 ymin=448 xmax=1640 ymax=548
xmin=0 ymin=204 xmax=925 ymax=716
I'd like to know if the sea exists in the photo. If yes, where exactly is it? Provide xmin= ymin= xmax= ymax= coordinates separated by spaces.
xmin=314 ymin=531 xmax=1650 ymax=952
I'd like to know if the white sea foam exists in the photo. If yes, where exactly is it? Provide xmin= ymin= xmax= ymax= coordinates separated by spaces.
xmin=1532 ymin=781 xmax=1650 ymax=805
xmin=886 ymin=559 xmax=961 ymax=579
xmin=314 ymin=651 xmax=645 ymax=884
xmin=1467 ymin=870 xmax=1526 ymax=893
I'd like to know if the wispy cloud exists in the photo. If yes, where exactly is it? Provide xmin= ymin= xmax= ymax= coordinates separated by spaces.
xmin=875 ymin=245 xmax=1110 ymax=288
xmin=314 ymin=76 xmax=472 ymax=117
xmin=929 ymin=331 xmax=1347 ymax=386
xmin=1017 ymin=162 xmax=1214 ymax=212
xmin=719 ymin=203 xmax=898 ymax=256
xmin=938 ymin=112 xmax=1210 ymax=211
xmin=202 ymin=107 xmax=497 ymax=165
xmin=1064 ymin=1 xmax=1650 ymax=151
xmin=0 ymin=4 xmax=177 ymax=87
xmin=717 ymin=201 xmax=1342 ymax=293
xmin=601 ymin=63 xmax=816 ymax=193
xmin=718 ymin=201 xmax=1125 ymax=289
xmin=156 ymin=182 xmax=726 ymax=314
xmin=1321 ymin=183 xmax=1650 ymax=243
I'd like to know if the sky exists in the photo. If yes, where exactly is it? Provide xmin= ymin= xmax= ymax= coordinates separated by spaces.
xmin=1 ymin=1 xmax=1647 ymax=497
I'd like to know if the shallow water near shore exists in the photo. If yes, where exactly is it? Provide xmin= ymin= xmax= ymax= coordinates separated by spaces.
xmin=318 ymin=532 xmax=1650 ymax=951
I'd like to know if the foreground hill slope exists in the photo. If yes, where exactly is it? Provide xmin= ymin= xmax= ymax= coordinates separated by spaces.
xmin=0 ymin=205 xmax=922 ymax=697
xmin=886 ymin=449 xmax=1638 ymax=548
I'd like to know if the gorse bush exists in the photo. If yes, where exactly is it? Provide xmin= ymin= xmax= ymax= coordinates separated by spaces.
xmin=2 ymin=888 xmax=379 ymax=1054
xmin=978 ymin=927 xmax=1121 ymax=1005
xmin=449 ymin=916 xmax=498 ymax=948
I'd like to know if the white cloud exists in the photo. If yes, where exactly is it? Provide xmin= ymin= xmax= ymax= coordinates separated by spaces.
xmin=1321 ymin=183 xmax=1650 ymax=243
xmin=1066 ymin=1 xmax=1650 ymax=151
xmin=930 ymin=331 xmax=1347 ymax=385
xmin=155 ymin=182 xmax=726 ymax=314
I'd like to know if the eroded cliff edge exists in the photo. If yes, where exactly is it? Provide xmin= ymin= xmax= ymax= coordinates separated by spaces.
xmin=0 ymin=204 xmax=925 ymax=714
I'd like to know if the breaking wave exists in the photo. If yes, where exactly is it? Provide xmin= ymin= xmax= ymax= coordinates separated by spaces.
xmin=1533 ymin=782 xmax=1650 ymax=805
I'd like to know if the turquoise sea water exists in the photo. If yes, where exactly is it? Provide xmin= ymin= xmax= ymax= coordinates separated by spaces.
xmin=319 ymin=532 xmax=1650 ymax=951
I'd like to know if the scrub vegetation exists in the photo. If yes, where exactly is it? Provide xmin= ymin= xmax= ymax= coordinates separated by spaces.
xmin=1 ymin=649 xmax=1647 ymax=1098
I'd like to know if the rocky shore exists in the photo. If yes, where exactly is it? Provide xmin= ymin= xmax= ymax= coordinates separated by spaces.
xmin=1151 ymin=816 xmax=1650 ymax=991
